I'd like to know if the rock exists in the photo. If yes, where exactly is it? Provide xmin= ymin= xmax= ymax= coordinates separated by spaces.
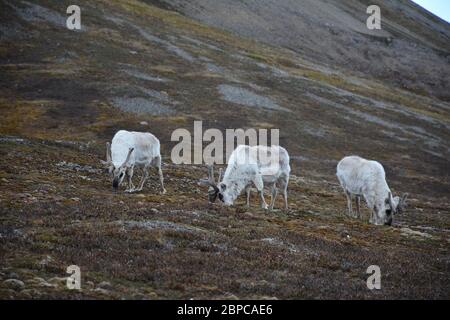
xmin=30 ymin=276 xmax=57 ymax=288
xmin=39 ymin=255 xmax=53 ymax=267
xmin=37 ymin=280 xmax=57 ymax=288
xmin=132 ymin=293 xmax=147 ymax=300
xmin=30 ymin=277 xmax=46 ymax=284
xmin=260 ymin=296 xmax=278 ymax=300
xmin=3 ymin=279 xmax=25 ymax=290
xmin=140 ymin=121 xmax=149 ymax=126
xmin=97 ymin=281 xmax=112 ymax=290
xmin=400 ymin=227 xmax=433 ymax=239
xmin=19 ymin=289 xmax=41 ymax=299
xmin=48 ymin=277 xmax=67 ymax=286
xmin=94 ymin=287 xmax=109 ymax=295
xmin=7 ymin=272 xmax=19 ymax=279
xmin=0 ymin=288 xmax=16 ymax=298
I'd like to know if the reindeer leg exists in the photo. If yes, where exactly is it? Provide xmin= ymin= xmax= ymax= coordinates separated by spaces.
xmin=279 ymin=176 xmax=289 ymax=210
xmin=245 ymin=186 xmax=251 ymax=207
xmin=254 ymin=174 xmax=268 ymax=210
xmin=136 ymin=166 xmax=149 ymax=192
xmin=269 ymin=183 xmax=278 ymax=211
xmin=125 ymin=166 xmax=135 ymax=193
xmin=155 ymin=155 xmax=166 ymax=194
xmin=345 ymin=190 xmax=353 ymax=217
xmin=356 ymin=195 xmax=361 ymax=219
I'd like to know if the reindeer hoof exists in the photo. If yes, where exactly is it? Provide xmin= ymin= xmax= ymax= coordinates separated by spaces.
xmin=161 ymin=189 xmax=167 ymax=195
xmin=125 ymin=189 xmax=135 ymax=193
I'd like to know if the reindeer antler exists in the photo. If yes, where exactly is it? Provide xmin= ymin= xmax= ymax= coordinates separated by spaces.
xmin=121 ymin=147 xmax=134 ymax=167
xmin=199 ymin=164 xmax=219 ymax=191
xmin=106 ymin=142 xmax=112 ymax=163
xmin=101 ymin=142 xmax=113 ymax=166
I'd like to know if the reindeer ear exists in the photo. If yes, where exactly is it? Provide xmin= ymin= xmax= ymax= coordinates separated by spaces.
xmin=397 ymin=193 xmax=409 ymax=213
xmin=106 ymin=142 xmax=112 ymax=163
xmin=401 ymin=193 xmax=409 ymax=204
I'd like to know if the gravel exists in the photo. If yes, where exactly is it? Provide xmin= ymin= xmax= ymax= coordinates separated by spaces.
xmin=218 ymin=84 xmax=290 ymax=112
xmin=111 ymin=97 xmax=173 ymax=115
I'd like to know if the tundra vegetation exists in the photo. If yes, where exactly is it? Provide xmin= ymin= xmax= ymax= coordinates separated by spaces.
xmin=0 ymin=0 xmax=448 ymax=299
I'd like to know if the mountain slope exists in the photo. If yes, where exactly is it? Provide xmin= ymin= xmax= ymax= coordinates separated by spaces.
xmin=155 ymin=0 xmax=450 ymax=100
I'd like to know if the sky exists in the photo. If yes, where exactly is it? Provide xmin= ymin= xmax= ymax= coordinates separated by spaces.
xmin=411 ymin=0 xmax=450 ymax=23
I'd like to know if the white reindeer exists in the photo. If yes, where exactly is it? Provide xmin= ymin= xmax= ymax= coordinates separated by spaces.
xmin=201 ymin=145 xmax=290 ymax=210
xmin=102 ymin=130 xmax=166 ymax=193
xmin=336 ymin=155 xmax=407 ymax=225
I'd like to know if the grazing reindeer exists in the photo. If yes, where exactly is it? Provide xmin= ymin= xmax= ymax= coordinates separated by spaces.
xmin=336 ymin=155 xmax=408 ymax=225
xmin=201 ymin=145 xmax=290 ymax=210
xmin=102 ymin=130 xmax=166 ymax=193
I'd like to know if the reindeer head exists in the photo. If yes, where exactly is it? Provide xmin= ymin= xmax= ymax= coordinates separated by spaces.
xmin=101 ymin=142 xmax=114 ymax=174
xmin=101 ymin=142 xmax=134 ymax=190
xmin=200 ymin=165 xmax=224 ymax=203
xmin=383 ymin=192 xmax=409 ymax=225
xmin=389 ymin=192 xmax=408 ymax=214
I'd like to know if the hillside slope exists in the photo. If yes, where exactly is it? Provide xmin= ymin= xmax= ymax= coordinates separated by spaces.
xmin=158 ymin=0 xmax=450 ymax=100
xmin=0 ymin=0 xmax=449 ymax=299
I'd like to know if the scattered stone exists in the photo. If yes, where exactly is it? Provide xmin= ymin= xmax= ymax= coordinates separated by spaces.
xmin=122 ymin=69 xmax=169 ymax=82
xmin=94 ymin=287 xmax=110 ymax=295
xmin=39 ymin=255 xmax=53 ymax=267
xmin=217 ymin=84 xmax=290 ymax=112
xmin=48 ymin=277 xmax=67 ymax=286
xmin=19 ymin=288 xmax=41 ymax=298
xmin=114 ymin=220 xmax=204 ymax=234
xmin=97 ymin=281 xmax=113 ymax=290
xmin=132 ymin=293 xmax=147 ymax=300
xmin=37 ymin=280 xmax=56 ymax=288
xmin=140 ymin=121 xmax=149 ymax=126
xmin=30 ymin=277 xmax=46 ymax=284
xmin=400 ymin=227 xmax=434 ymax=239
xmin=111 ymin=97 xmax=173 ymax=115
xmin=0 ymin=288 xmax=16 ymax=298
xmin=56 ymin=161 xmax=100 ymax=174
xmin=3 ymin=279 xmax=25 ymax=291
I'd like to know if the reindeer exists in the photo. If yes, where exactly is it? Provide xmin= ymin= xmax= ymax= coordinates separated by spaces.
xmin=102 ymin=130 xmax=166 ymax=193
xmin=201 ymin=145 xmax=290 ymax=210
xmin=336 ymin=155 xmax=408 ymax=225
